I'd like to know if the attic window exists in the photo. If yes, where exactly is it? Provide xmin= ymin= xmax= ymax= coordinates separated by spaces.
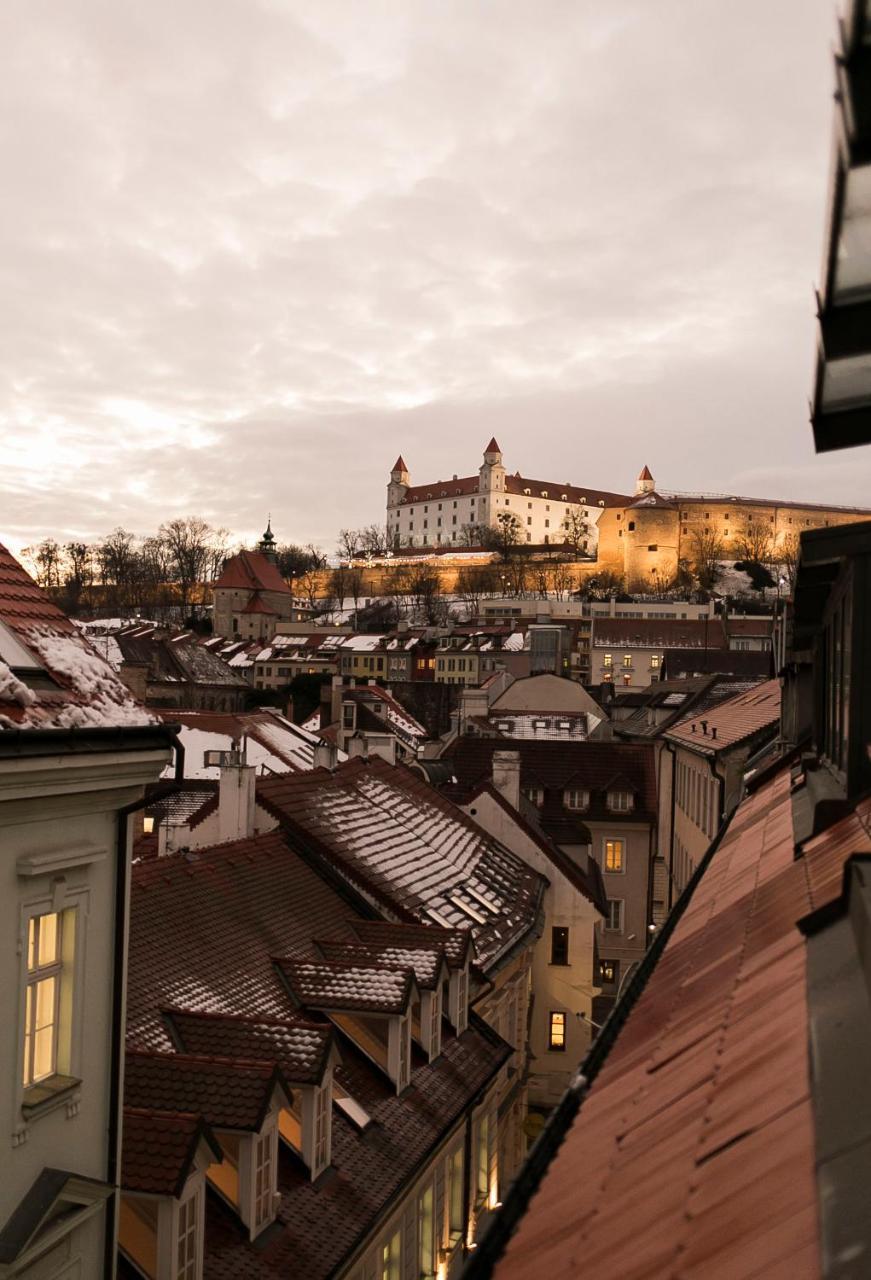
xmin=522 ymin=785 xmax=544 ymax=807
xmin=607 ymin=790 xmax=633 ymax=812
xmin=564 ymin=788 xmax=589 ymax=810
xmin=0 ymin=620 xmax=56 ymax=690
xmin=561 ymin=493 xmax=568 ymax=500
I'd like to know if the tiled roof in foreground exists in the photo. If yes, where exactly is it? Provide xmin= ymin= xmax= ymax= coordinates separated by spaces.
xmin=478 ymin=771 xmax=871 ymax=1280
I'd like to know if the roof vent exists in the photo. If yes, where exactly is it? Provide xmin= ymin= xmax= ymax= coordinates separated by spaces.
xmin=711 ymin=726 xmax=717 ymax=739
xmin=701 ymin=720 xmax=708 ymax=735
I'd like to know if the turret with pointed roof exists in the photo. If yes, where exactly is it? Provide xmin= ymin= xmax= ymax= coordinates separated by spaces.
xmin=258 ymin=517 xmax=277 ymax=564
xmin=635 ymin=464 xmax=655 ymax=496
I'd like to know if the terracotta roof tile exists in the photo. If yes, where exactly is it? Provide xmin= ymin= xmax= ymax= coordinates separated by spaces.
xmin=276 ymin=957 xmax=415 ymax=1014
xmin=665 ymin=679 xmax=781 ymax=755
xmin=125 ymin=1050 xmax=284 ymax=1131
xmin=121 ymin=1108 xmax=219 ymax=1196
xmin=491 ymin=769 xmax=829 ymax=1280
xmin=212 ymin=550 xmax=291 ymax=595
xmin=314 ymin=939 xmax=446 ymax=989
xmin=164 ymin=1009 xmax=333 ymax=1085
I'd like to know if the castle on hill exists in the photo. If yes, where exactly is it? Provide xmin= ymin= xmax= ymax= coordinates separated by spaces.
xmin=386 ymin=440 xmax=870 ymax=590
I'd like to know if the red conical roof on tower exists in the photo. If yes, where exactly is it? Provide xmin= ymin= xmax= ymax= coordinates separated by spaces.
xmin=638 ymin=465 xmax=654 ymax=480
xmin=485 ymin=437 xmax=501 ymax=454
xmin=392 ymin=456 xmax=408 ymax=473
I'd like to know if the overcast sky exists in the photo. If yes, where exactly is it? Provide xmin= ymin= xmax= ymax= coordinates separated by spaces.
xmin=1 ymin=0 xmax=857 ymax=559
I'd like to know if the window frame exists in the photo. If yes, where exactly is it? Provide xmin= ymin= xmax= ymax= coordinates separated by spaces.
xmin=603 ymin=838 xmax=626 ymax=874
xmin=548 ymin=1011 xmax=567 ymax=1052
xmin=605 ymin=899 xmax=624 ymax=932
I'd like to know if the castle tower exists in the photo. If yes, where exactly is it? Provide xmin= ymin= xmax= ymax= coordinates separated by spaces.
xmin=635 ymin=465 xmax=656 ymax=496
xmin=258 ymin=517 xmax=278 ymax=564
xmin=479 ymin=436 xmax=506 ymax=498
xmin=387 ymin=455 xmax=410 ymax=509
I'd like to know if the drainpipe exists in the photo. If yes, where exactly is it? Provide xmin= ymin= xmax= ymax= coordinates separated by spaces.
xmin=664 ymin=740 xmax=678 ymax=913
xmin=103 ymin=730 xmax=184 ymax=1280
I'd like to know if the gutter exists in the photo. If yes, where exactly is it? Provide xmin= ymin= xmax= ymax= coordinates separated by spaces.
xmin=103 ymin=729 xmax=184 ymax=1280
xmin=0 ymin=722 xmax=179 ymax=759
xmin=462 ymin=797 xmax=740 ymax=1280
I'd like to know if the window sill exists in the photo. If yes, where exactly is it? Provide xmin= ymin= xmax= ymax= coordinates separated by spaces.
xmin=21 ymin=1074 xmax=81 ymax=1118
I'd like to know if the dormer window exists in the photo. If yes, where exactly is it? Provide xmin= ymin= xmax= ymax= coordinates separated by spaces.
xmin=522 ymin=785 xmax=544 ymax=807
xmin=564 ymin=788 xmax=589 ymax=811
xmin=278 ymin=1076 xmax=332 ymax=1179
xmin=448 ymin=966 xmax=469 ymax=1034
xmin=607 ymin=790 xmax=633 ymax=812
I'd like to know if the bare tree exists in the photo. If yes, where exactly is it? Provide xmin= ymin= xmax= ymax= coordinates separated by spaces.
xmin=734 ymin=517 xmax=774 ymax=567
xmin=160 ymin=517 xmax=228 ymax=621
xmin=688 ymin=527 xmax=726 ymax=596
xmin=560 ymin=508 xmax=590 ymax=556
xmin=22 ymin=538 xmax=63 ymax=590
xmin=359 ymin=524 xmax=390 ymax=556
xmin=337 ymin=528 xmax=362 ymax=561
xmin=406 ymin=565 xmax=445 ymax=624
xmin=777 ymin=533 xmax=801 ymax=596
xmin=458 ymin=522 xmax=490 ymax=548
xmin=551 ymin=562 xmax=576 ymax=601
xmin=491 ymin=511 xmax=525 ymax=562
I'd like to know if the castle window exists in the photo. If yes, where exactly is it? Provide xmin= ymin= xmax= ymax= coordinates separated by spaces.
xmin=628 ymin=521 xmax=635 ymax=531
xmin=527 ymin=517 xmax=532 ymax=526
xmin=453 ymin=501 xmax=457 ymax=508
xmin=545 ymin=520 xmax=550 ymax=528
xmin=542 ymin=491 xmax=548 ymax=498
xmin=616 ymin=514 xmax=621 ymax=520
xmin=546 ymin=505 xmax=550 ymax=512
xmin=524 ymin=488 xmax=531 ymax=495
xmin=438 ymin=504 xmax=442 ymax=510
xmin=562 ymin=493 xmax=567 ymax=500
xmin=528 ymin=502 xmax=532 ymax=509
xmin=648 ymin=544 xmax=658 ymax=551
xmin=682 ymin=526 xmax=687 ymax=535
xmin=423 ymin=505 xmax=428 ymax=513
xmin=704 ymin=512 xmax=709 ymax=518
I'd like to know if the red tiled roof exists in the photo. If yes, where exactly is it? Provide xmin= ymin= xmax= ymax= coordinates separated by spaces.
xmin=349 ymin=920 xmax=473 ymax=970
xmin=240 ymin=592 xmax=278 ymax=615
xmin=125 ymin=1050 xmax=285 ymax=1131
xmin=276 ymin=957 xmax=416 ymax=1014
xmin=121 ymin=1108 xmax=219 ymax=1196
xmin=257 ymin=757 xmax=546 ymax=973
xmin=725 ymin=616 xmax=774 ymax=635
xmin=661 ymin=646 xmax=774 ymax=680
xmin=444 ymin=739 xmax=658 ymax=823
xmin=124 ymin=826 xmax=512 ymax=1279
xmin=314 ymin=939 xmax=446 ymax=990
xmin=665 ymin=678 xmax=781 ymax=755
xmin=164 ymin=1009 xmax=333 ymax=1085
xmin=396 ymin=475 xmax=631 ymax=508
xmin=491 ymin=770 xmax=871 ymax=1280
xmin=0 ymin=543 xmax=156 ymax=729
xmin=212 ymin=550 xmax=291 ymax=595
xmin=592 ymin=617 xmax=728 ymax=649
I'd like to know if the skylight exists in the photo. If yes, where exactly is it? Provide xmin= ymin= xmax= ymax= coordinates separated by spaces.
xmin=333 ymin=1081 xmax=371 ymax=1129
xmin=0 ymin=620 xmax=44 ymax=673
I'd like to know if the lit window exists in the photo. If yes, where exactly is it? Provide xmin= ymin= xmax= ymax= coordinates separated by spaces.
xmin=253 ymin=1131 xmax=275 ymax=1229
xmin=598 ymin=958 xmax=617 ymax=984
xmin=476 ymin=1111 xmax=490 ymax=1202
xmin=603 ymin=653 xmax=612 ymax=668
xmin=23 ymin=913 xmax=63 ymax=1088
xmin=650 ymin=655 xmax=660 ymax=669
xmin=381 ymin=1228 xmax=401 ymax=1280
xmin=604 ymin=839 xmax=625 ymax=872
xmin=606 ymin=900 xmax=624 ymax=931
xmin=550 ymin=926 xmax=569 ymax=965
xmin=548 ymin=1011 xmax=566 ymax=1051
xmin=448 ymin=1146 xmax=464 ymax=1243
xmin=622 ymin=655 xmax=632 ymax=668
xmin=419 ymin=1185 xmax=435 ymax=1277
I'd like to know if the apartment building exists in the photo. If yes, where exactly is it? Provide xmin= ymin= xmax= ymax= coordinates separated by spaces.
xmin=0 ymin=543 xmax=175 ymax=1278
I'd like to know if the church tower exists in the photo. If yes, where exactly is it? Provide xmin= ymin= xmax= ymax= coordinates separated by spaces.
xmin=479 ymin=437 xmax=506 ymax=497
xmin=258 ymin=518 xmax=278 ymax=564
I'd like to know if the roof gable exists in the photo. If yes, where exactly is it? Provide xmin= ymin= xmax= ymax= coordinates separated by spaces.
xmin=213 ymin=550 xmax=291 ymax=595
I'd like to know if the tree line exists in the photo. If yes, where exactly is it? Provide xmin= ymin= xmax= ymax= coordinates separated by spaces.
xmin=22 ymin=519 xmax=327 ymax=623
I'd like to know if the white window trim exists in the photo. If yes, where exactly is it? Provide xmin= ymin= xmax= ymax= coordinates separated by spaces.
xmin=14 ymin=888 xmax=90 ymax=1134
xmin=605 ymin=899 xmax=624 ymax=932
xmin=602 ymin=836 xmax=627 ymax=875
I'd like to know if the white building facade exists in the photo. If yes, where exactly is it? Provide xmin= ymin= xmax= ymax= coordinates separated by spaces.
xmin=386 ymin=440 xmax=630 ymax=554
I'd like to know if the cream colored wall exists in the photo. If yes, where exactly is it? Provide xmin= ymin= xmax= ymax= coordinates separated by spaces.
xmin=0 ymin=743 xmax=170 ymax=1277
xmin=591 ymin=644 xmax=663 ymax=689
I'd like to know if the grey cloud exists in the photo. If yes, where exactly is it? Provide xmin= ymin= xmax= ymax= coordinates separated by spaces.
xmin=1 ymin=0 xmax=858 ymax=560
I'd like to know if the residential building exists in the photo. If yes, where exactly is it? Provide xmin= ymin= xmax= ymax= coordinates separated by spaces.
xmin=464 ymin=517 xmax=871 ymax=1280
xmin=435 ymin=630 xmax=527 ymax=687
xmin=0 ymin=543 xmax=175 ymax=1277
xmin=443 ymin=738 xmax=657 ymax=1021
xmin=114 ymin=629 xmax=250 ymax=712
xmin=590 ymin=617 xmax=728 ymax=690
xmin=659 ymin=644 xmax=773 ymax=681
xmin=313 ymin=677 xmax=430 ymax=763
xmin=121 ymin=795 xmax=512 ymax=1280
xmin=420 ymin=750 xmax=607 ymax=1109
xmin=724 ymin=615 xmax=773 ymax=651
xmin=257 ymin=756 xmax=552 ymax=1215
xmin=659 ymin=680 xmax=781 ymax=905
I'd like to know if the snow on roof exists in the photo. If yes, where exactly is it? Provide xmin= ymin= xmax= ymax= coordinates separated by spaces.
xmin=159 ymin=710 xmax=346 ymax=779
xmin=258 ymin=759 xmax=545 ymax=972
xmin=276 ymin=958 xmax=414 ymax=1014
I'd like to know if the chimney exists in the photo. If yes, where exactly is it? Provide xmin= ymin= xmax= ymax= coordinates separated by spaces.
xmin=331 ymin=674 xmax=344 ymax=724
xmin=218 ymin=759 xmax=256 ymax=843
xmin=347 ymin=736 xmax=369 ymax=760
xmin=285 ymin=694 xmax=294 ymax=723
xmin=701 ymin=720 xmax=708 ymax=735
xmin=119 ymin=660 xmax=149 ymax=702
xmin=492 ymin=750 xmax=521 ymax=811
xmin=313 ymin=742 xmax=338 ymax=771
xmin=711 ymin=726 xmax=717 ymax=740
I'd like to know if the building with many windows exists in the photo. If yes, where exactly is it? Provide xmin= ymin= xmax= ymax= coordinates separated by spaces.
xmin=0 ymin=543 xmax=175 ymax=1278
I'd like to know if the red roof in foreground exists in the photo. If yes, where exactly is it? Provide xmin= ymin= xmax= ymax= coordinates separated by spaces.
xmin=491 ymin=771 xmax=871 ymax=1280
xmin=212 ymin=549 xmax=291 ymax=595
xmin=0 ymin=542 xmax=155 ymax=730
xmin=665 ymin=678 xmax=781 ymax=754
